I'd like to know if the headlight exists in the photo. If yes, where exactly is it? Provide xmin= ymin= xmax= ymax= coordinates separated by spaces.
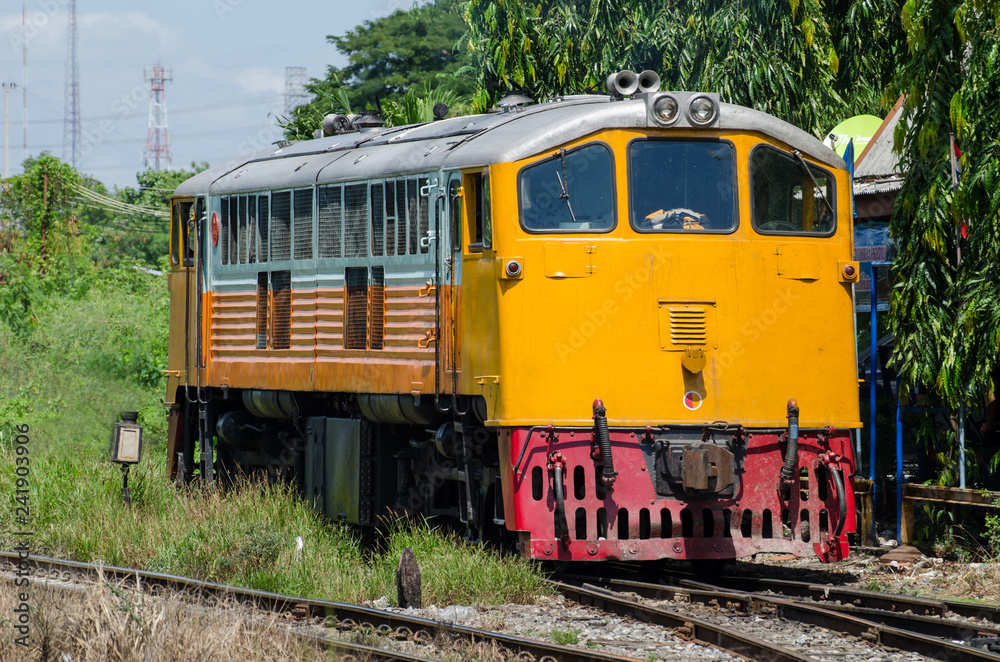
xmin=688 ymin=95 xmax=718 ymax=125
xmin=652 ymin=95 xmax=679 ymax=126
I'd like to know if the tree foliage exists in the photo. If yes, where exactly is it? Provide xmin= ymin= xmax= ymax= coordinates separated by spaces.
xmin=0 ymin=156 xmax=203 ymax=335
xmin=284 ymin=0 xmax=472 ymax=139
xmin=107 ymin=164 xmax=208 ymax=267
xmin=461 ymin=0 xmax=905 ymax=137
xmin=887 ymin=1 xmax=1000 ymax=407
xmin=0 ymin=154 xmax=86 ymax=281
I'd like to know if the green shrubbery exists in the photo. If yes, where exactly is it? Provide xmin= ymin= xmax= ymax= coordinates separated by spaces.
xmin=0 ymin=257 xmax=544 ymax=607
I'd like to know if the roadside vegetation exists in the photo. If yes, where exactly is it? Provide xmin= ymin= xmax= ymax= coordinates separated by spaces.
xmin=0 ymin=268 xmax=545 ymax=605
xmin=2 ymin=0 xmax=998 ymax=613
xmin=0 ymin=160 xmax=545 ymax=609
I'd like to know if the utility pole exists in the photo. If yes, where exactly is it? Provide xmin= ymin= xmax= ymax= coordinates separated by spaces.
xmin=2 ymin=83 xmax=15 ymax=179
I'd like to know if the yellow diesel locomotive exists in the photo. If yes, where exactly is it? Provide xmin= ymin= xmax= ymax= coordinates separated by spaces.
xmin=166 ymin=71 xmax=860 ymax=563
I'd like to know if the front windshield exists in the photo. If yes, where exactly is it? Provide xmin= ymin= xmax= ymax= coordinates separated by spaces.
xmin=519 ymin=143 xmax=615 ymax=232
xmin=630 ymin=140 xmax=736 ymax=233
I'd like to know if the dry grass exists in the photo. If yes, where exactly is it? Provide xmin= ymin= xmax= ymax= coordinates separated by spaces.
xmin=0 ymin=578 xmax=326 ymax=662
xmin=0 ymin=449 xmax=548 ymax=607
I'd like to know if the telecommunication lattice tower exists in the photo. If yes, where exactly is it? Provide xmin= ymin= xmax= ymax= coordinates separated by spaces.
xmin=63 ymin=0 xmax=80 ymax=168
xmin=284 ymin=67 xmax=308 ymax=116
xmin=144 ymin=63 xmax=173 ymax=171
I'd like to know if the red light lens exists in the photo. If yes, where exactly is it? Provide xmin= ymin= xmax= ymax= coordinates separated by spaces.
xmin=843 ymin=264 xmax=857 ymax=279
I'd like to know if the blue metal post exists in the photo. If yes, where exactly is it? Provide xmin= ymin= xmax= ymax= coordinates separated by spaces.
xmin=869 ymin=262 xmax=878 ymax=544
xmin=896 ymin=383 xmax=903 ymax=543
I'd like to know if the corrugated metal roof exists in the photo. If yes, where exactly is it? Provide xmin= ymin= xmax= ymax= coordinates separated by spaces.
xmin=854 ymin=98 xmax=904 ymax=180
xmin=854 ymin=175 xmax=904 ymax=196
xmin=175 ymin=94 xmax=846 ymax=197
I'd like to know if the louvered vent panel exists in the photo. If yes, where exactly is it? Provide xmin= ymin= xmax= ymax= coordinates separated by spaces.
xmin=247 ymin=197 xmax=257 ymax=263
xmin=369 ymin=266 xmax=385 ymax=350
xmin=669 ymin=307 xmax=708 ymax=346
xmin=345 ymin=267 xmax=368 ymax=349
xmin=271 ymin=270 xmax=292 ymax=349
xmin=418 ymin=177 xmax=429 ymax=255
xmin=229 ymin=197 xmax=239 ymax=265
xmin=396 ymin=180 xmax=408 ymax=255
xmin=384 ymin=182 xmax=396 ymax=257
xmin=220 ymin=197 xmax=230 ymax=265
xmin=344 ymin=184 xmax=369 ymax=258
xmin=270 ymin=192 xmax=291 ymax=261
xmin=257 ymin=195 xmax=269 ymax=263
xmin=371 ymin=183 xmax=384 ymax=257
xmin=238 ymin=195 xmax=248 ymax=264
xmin=318 ymin=186 xmax=342 ymax=258
xmin=256 ymin=272 xmax=268 ymax=349
xmin=293 ymin=188 xmax=313 ymax=260
xmin=407 ymin=179 xmax=419 ymax=255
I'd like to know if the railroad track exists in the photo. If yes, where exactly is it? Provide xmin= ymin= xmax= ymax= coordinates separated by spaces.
xmin=12 ymin=551 xmax=998 ymax=661
xmin=2 ymin=552 xmax=645 ymax=662
xmin=556 ymin=570 xmax=1000 ymax=661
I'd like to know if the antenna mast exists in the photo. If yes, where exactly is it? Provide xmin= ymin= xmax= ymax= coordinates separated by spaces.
xmin=63 ymin=0 xmax=81 ymax=168
xmin=144 ymin=63 xmax=173 ymax=171
xmin=22 ymin=0 xmax=28 ymax=161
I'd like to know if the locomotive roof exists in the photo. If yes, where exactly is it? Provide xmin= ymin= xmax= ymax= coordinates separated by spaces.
xmin=174 ymin=94 xmax=845 ymax=197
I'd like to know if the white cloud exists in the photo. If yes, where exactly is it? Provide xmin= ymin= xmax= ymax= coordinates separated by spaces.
xmin=232 ymin=67 xmax=284 ymax=95
xmin=80 ymin=11 xmax=174 ymax=37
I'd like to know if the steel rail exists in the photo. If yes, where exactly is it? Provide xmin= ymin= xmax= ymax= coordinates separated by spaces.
xmin=694 ymin=573 xmax=1000 ymax=624
xmin=547 ymin=580 xmax=817 ymax=662
xmin=571 ymin=573 xmax=1000 ymax=662
xmin=0 ymin=552 xmax=642 ymax=662
xmin=574 ymin=576 xmax=1000 ymax=647
xmin=1 ymin=571 xmax=434 ymax=662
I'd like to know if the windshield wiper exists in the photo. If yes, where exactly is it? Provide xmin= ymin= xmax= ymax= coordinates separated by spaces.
xmin=792 ymin=150 xmax=835 ymax=217
xmin=556 ymin=148 xmax=578 ymax=223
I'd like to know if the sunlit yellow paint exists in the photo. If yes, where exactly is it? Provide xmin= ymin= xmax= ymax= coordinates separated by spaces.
xmin=459 ymin=129 xmax=860 ymax=429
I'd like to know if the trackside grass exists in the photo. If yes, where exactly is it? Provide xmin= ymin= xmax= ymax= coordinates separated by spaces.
xmin=0 ymin=442 xmax=548 ymax=607
xmin=0 ymin=268 xmax=549 ymax=608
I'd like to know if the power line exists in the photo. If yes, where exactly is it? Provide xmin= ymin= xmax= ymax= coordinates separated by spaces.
xmin=21 ymin=95 xmax=281 ymax=126
xmin=70 ymin=182 xmax=169 ymax=220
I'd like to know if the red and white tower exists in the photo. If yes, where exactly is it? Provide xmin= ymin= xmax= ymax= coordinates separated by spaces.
xmin=144 ymin=63 xmax=172 ymax=171
xmin=63 ymin=0 xmax=80 ymax=168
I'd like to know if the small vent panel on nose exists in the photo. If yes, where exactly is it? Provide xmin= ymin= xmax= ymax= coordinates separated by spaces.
xmin=669 ymin=306 xmax=708 ymax=346
xmin=657 ymin=300 xmax=717 ymax=352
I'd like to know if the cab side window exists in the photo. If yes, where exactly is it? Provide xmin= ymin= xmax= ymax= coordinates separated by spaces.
xmin=171 ymin=200 xmax=194 ymax=267
xmin=751 ymin=146 xmax=835 ymax=235
xmin=463 ymin=171 xmax=493 ymax=251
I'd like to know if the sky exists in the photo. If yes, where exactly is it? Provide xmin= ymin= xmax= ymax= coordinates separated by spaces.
xmin=0 ymin=0 xmax=408 ymax=189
